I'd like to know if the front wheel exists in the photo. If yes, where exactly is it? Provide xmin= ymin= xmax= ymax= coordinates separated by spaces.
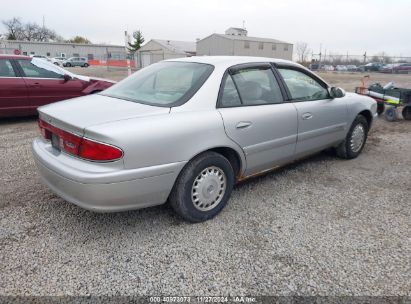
xmin=65 ymin=63 xmax=71 ymax=67
xmin=336 ymin=115 xmax=369 ymax=159
xmin=169 ymin=151 xmax=235 ymax=222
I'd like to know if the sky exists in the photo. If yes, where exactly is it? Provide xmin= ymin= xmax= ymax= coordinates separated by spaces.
xmin=1 ymin=0 xmax=410 ymax=57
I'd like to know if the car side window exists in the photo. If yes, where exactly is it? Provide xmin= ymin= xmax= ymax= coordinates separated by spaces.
xmin=18 ymin=59 xmax=64 ymax=79
xmin=0 ymin=59 xmax=16 ymax=77
xmin=278 ymin=68 xmax=329 ymax=101
xmin=220 ymin=75 xmax=242 ymax=107
xmin=220 ymin=66 xmax=283 ymax=107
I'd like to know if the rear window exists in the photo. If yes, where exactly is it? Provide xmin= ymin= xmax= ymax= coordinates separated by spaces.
xmin=101 ymin=62 xmax=214 ymax=107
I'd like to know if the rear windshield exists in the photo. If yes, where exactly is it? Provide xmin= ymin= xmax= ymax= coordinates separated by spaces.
xmin=101 ymin=62 xmax=214 ymax=107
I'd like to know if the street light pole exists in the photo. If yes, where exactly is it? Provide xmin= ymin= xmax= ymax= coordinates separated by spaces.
xmin=124 ymin=30 xmax=131 ymax=76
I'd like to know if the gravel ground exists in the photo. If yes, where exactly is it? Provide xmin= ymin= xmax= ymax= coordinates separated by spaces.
xmin=1 ymin=71 xmax=410 ymax=296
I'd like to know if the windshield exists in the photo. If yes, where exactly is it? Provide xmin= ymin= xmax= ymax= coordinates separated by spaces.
xmin=100 ymin=61 xmax=214 ymax=107
xmin=30 ymin=58 xmax=90 ymax=81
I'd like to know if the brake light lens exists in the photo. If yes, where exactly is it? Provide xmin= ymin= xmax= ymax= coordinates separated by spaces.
xmin=38 ymin=119 xmax=123 ymax=162
xmin=38 ymin=119 xmax=51 ymax=140
xmin=79 ymin=138 xmax=123 ymax=161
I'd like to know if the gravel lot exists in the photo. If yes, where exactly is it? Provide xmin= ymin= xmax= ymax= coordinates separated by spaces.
xmin=1 ymin=70 xmax=410 ymax=297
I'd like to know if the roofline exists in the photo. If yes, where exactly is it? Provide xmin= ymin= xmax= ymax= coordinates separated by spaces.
xmin=197 ymin=33 xmax=292 ymax=45
xmin=2 ymin=39 xmax=124 ymax=48
xmin=140 ymin=39 xmax=196 ymax=54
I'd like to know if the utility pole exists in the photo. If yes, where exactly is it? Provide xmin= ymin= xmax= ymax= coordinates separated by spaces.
xmin=319 ymin=43 xmax=322 ymax=63
xmin=363 ymin=51 xmax=367 ymax=63
xmin=124 ymin=30 xmax=131 ymax=76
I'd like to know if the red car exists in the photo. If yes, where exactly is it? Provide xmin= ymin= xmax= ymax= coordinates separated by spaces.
xmin=0 ymin=54 xmax=115 ymax=117
xmin=393 ymin=63 xmax=411 ymax=74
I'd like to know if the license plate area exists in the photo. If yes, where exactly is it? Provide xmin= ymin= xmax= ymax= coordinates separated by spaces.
xmin=51 ymin=133 xmax=61 ymax=151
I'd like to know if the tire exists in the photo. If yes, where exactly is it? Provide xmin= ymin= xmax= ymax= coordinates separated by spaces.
xmin=402 ymin=106 xmax=411 ymax=120
xmin=83 ymin=63 xmax=89 ymax=67
xmin=336 ymin=115 xmax=369 ymax=159
xmin=384 ymin=107 xmax=397 ymax=121
xmin=169 ymin=151 xmax=235 ymax=222
xmin=65 ymin=63 xmax=71 ymax=67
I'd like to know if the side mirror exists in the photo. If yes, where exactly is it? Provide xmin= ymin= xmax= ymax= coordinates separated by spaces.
xmin=329 ymin=87 xmax=346 ymax=98
xmin=63 ymin=74 xmax=72 ymax=82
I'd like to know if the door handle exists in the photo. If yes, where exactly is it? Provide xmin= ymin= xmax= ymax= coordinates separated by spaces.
xmin=29 ymin=82 xmax=41 ymax=87
xmin=302 ymin=112 xmax=313 ymax=120
xmin=236 ymin=121 xmax=252 ymax=129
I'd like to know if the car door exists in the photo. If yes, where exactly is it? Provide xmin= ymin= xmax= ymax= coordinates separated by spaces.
xmin=73 ymin=58 xmax=81 ymax=66
xmin=277 ymin=66 xmax=348 ymax=158
xmin=0 ymin=58 xmax=29 ymax=117
xmin=16 ymin=58 xmax=86 ymax=109
xmin=218 ymin=63 xmax=298 ymax=176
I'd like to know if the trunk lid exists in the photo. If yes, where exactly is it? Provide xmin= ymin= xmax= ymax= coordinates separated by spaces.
xmin=38 ymin=94 xmax=170 ymax=135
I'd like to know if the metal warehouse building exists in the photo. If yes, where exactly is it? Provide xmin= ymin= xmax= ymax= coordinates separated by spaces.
xmin=137 ymin=39 xmax=196 ymax=67
xmin=0 ymin=40 xmax=126 ymax=61
xmin=197 ymin=28 xmax=293 ymax=60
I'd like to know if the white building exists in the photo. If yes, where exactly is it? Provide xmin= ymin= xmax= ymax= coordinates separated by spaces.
xmin=0 ymin=40 xmax=126 ymax=60
xmin=137 ymin=39 xmax=196 ymax=67
xmin=197 ymin=28 xmax=293 ymax=60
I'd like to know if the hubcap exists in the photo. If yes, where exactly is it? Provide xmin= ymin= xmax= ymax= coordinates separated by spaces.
xmin=191 ymin=166 xmax=226 ymax=212
xmin=350 ymin=124 xmax=365 ymax=153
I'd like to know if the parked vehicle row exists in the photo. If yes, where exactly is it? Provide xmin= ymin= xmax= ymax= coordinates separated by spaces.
xmin=32 ymin=56 xmax=377 ymax=222
xmin=309 ymin=62 xmax=411 ymax=73
xmin=0 ymin=54 xmax=114 ymax=117
xmin=28 ymin=54 xmax=90 ymax=68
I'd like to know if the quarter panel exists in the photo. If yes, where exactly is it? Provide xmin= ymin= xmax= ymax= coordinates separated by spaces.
xmin=84 ymin=110 xmax=246 ymax=172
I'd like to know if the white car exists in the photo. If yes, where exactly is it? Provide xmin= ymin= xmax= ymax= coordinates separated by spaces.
xmin=32 ymin=56 xmax=377 ymax=222
xmin=336 ymin=65 xmax=348 ymax=71
xmin=50 ymin=57 xmax=66 ymax=66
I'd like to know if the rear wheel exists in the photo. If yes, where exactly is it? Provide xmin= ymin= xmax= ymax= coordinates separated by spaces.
xmin=83 ymin=63 xmax=89 ymax=67
xmin=169 ymin=151 xmax=235 ymax=222
xmin=402 ymin=106 xmax=411 ymax=120
xmin=336 ymin=115 xmax=368 ymax=159
xmin=65 ymin=62 xmax=71 ymax=67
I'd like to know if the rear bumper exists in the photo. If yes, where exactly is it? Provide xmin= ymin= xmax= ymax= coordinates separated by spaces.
xmin=32 ymin=137 xmax=186 ymax=212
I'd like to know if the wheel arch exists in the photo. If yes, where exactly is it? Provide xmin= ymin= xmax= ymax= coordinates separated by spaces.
xmin=358 ymin=109 xmax=373 ymax=129
xmin=178 ymin=146 xmax=245 ymax=181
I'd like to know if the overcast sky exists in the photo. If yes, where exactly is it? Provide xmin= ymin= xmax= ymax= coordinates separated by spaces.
xmin=1 ymin=0 xmax=410 ymax=57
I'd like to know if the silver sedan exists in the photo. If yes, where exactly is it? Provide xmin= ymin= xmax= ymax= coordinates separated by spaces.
xmin=32 ymin=56 xmax=377 ymax=222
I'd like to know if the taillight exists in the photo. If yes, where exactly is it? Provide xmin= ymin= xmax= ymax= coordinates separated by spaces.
xmin=38 ymin=119 xmax=123 ymax=162
xmin=38 ymin=119 xmax=51 ymax=140
xmin=79 ymin=138 xmax=123 ymax=161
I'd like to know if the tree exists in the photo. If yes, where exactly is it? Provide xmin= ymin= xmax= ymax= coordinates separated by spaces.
xmin=2 ymin=17 xmax=57 ymax=42
xmin=66 ymin=36 xmax=91 ymax=44
xmin=296 ymin=42 xmax=311 ymax=63
xmin=128 ymin=30 xmax=144 ymax=53
xmin=2 ymin=17 xmax=24 ymax=40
